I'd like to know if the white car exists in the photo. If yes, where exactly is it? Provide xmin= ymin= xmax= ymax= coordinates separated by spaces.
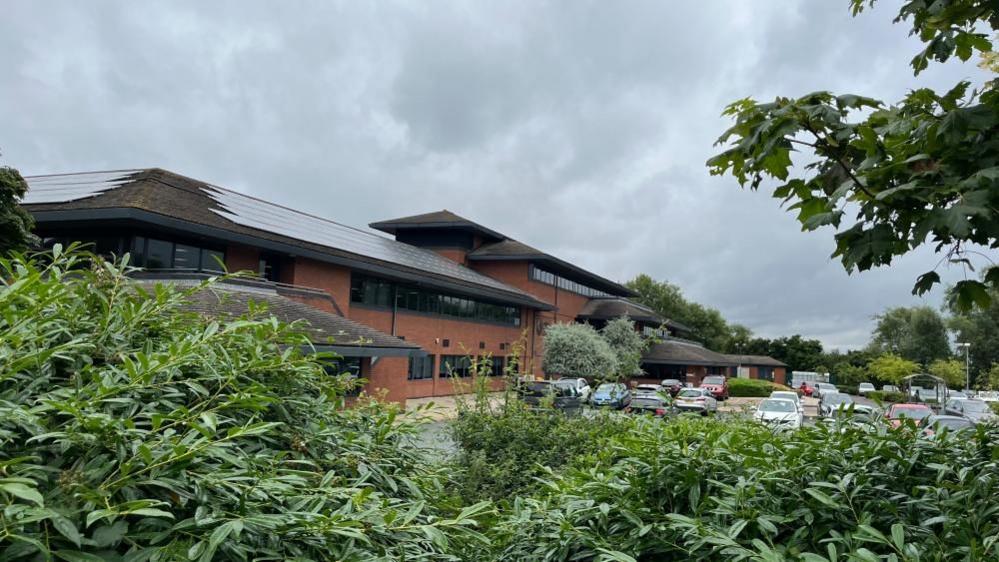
xmin=769 ymin=391 xmax=803 ymax=414
xmin=754 ymin=398 xmax=803 ymax=429
xmin=554 ymin=378 xmax=591 ymax=402
xmin=674 ymin=387 xmax=718 ymax=415
xmin=858 ymin=383 xmax=876 ymax=396
xmin=813 ymin=382 xmax=838 ymax=399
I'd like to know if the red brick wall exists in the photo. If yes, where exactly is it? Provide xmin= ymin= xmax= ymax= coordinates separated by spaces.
xmin=226 ymin=244 xmax=259 ymax=274
xmin=288 ymin=258 xmax=352 ymax=315
xmin=430 ymin=248 xmax=468 ymax=264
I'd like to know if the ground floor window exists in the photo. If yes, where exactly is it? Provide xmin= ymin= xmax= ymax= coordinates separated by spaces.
xmin=408 ymin=355 xmax=435 ymax=380
xmin=706 ymin=366 xmax=726 ymax=375
xmin=757 ymin=367 xmax=774 ymax=382
xmin=324 ymin=358 xmax=363 ymax=396
xmin=489 ymin=356 xmax=505 ymax=376
xmin=440 ymin=355 xmax=472 ymax=377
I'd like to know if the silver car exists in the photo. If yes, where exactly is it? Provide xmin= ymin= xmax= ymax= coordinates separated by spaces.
xmin=674 ymin=387 xmax=718 ymax=415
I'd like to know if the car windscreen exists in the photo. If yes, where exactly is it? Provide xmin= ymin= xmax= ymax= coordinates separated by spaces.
xmin=891 ymin=407 xmax=932 ymax=420
xmin=677 ymin=389 xmax=702 ymax=398
xmin=771 ymin=392 xmax=797 ymax=402
xmin=760 ymin=400 xmax=796 ymax=412
xmin=631 ymin=396 xmax=664 ymax=407
xmin=824 ymin=394 xmax=853 ymax=405
xmin=594 ymin=384 xmax=623 ymax=397
xmin=962 ymin=400 xmax=989 ymax=413
xmin=702 ymin=376 xmax=725 ymax=385
xmin=662 ymin=379 xmax=681 ymax=386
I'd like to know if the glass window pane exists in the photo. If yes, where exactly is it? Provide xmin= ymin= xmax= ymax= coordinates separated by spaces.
xmin=146 ymin=239 xmax=173 ymax=269
xmin=130 ymin=236 xmax=146 ymax=267
xmin=173 ymin=244 xmax=199 ymax=269
xmin=201 ymin=249 xmax=225 ymax=272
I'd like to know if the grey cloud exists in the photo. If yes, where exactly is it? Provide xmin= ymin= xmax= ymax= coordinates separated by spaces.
xmin=1 ymin=0 xmax=992 ymax=350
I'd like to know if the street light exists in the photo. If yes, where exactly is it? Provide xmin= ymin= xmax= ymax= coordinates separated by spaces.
xmin=957 ymin=342 xmax=971 ymax=391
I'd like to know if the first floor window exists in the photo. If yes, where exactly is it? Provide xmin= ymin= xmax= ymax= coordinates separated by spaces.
xmin=408 ymin=355 xmax=435 ymax=380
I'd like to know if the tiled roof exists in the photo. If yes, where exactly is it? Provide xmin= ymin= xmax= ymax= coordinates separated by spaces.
xmin=22 ymin=169 xmax=551 ymax=310
xmin=724 ymin=354 xmax=787 ymax=367
xmin=369 ymin=209 xmax=505 ymax=240
xmin=642 ymin=338 xmax=737 ymax=367
xmin=136 ymin=276 xmax=422 ymax=356
xmin=577 ymin=297 xmax=663 ymax=324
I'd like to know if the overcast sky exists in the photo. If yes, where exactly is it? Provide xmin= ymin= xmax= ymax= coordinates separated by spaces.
xmin=2 ymin=1 xmax=991 ymax=350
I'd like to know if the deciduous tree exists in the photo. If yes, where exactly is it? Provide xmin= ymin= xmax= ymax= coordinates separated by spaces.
xmin=709 ymin=0 xmax=999 ymax=310
xmin=928 ymin=358 xmax=968 ymax=389
xmin=869 ymin=306 xmax=952 ymax=366
xmin=0 ymin=165 xmax=35 ymax=254
xmin=868 ymin=353 xmax=921 ymax=385
xmin=600 ymin=316 xmax=646 ymax=378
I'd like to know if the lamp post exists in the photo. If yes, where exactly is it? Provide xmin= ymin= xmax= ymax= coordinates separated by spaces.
xmin=957 ymin=342 xmax=971 ymax=391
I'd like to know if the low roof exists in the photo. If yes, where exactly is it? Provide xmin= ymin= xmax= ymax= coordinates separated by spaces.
xmin=369 ymin=209 xmax=505 ymax=241
xmin=724 ymin=354 xmax=787 ymax=367
xmin=22 ymin=169 xmax=552 ymax=311
xmin=577 ymin=297 xmax=662 ymax=324
xmin=138 ymin=276 xmax=423 ymax=358
xmin=642 ymin=339 xmax=737 ymax=367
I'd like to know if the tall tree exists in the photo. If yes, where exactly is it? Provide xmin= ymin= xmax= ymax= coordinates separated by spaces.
xmin=708 ymin=1 xmax=999 ymax=311
xmin=948 ymin=287 xmax=999 ymax=381
xmin=869 ymin=306 xmax=951 ymax=366
xmin=744 ymin=335 xmax=825 ymax=374
xmin=0 ymin=165 xmax=35 ymax=254
xmin=626 ymin=274 xmax=740 ymax=351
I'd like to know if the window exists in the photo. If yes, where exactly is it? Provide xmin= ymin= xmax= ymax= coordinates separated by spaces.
xmin=408 ymin=355 xmax=435 ymax=380
xmin=146 ymin=239 xmax=174 ymax=269
xmin=706 ymin=366 xmax=726 ymax=375
xmin=258 ymin=254 xmax=282 ymax=282
xmin=129 ymin=236 xmax=226 ymax=273
xmin=757 ymin=367 xmax=775 ymax=382
xmin=324 ymin=358 xmax=363 ymax=396
xmin=489 ymin=356 xmax=505 ymax=377
xmin=350 ymin=275 xmax=521 ymax=326
xmin=529 ymin=265 xmax=611 ymax=298
xmin=440 ymin=355 xmax=472 ymax=377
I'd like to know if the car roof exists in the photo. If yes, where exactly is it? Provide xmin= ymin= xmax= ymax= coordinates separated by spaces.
xmin=892 ymin=403 xmax=932 ymax=409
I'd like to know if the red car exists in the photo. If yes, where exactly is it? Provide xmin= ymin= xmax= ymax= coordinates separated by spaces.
xmin=885 ymin=403 xmax=933 ymax=428
xmin=699 ymin=375 xmax=729 ymax=401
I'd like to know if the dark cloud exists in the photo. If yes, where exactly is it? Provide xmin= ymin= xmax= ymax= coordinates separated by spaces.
xmin=1 ymin=0 xmax=992 ymax=349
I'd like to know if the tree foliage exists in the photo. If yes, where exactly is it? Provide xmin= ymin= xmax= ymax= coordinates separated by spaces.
xmin=0 ymin=165 xmax=35 ymax=254
xmin=867 ymin=353 xmax=922 ymax=385
xmin=541 ymin=322 xmax=618 ymax=380
xmin=0 ymin=248 xmax=486 ymax=561
xmin=626 ymin=274 xmax=743 ymax=351
xmin=709 ymin=1 xmax=999 ymax=310
xmin=928 ymin=358 xmax=968 ymax=388
xmin=949 ymin=286 xmax=999 ymax=381
xmin=600 ymin=316 xmax=646 ymax=378
xmin=869 ymin=306 xmax=952 ymax=365
xmin=742 ymin=334 xmax=826 ymax=374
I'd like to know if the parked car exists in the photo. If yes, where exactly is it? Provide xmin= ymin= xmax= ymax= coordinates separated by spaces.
xmin=674 ymin=387 xmax=718 ymax=415
xmin=944 ymin=398 xmax=997 ymax=424
xmin=660 ymin=378 xmax=684 ymax=397
xmin=699 ymin=375 xmax=729 ymax=401
xmin=626 ymin=386 xmax=670 ymax=417
xmin=885 ymin=403 xmax=934 ymax=428
xmin=858 ymin=382 xmax=876 ymax=396
xmin=881 ymin=385 xmax=899 ymax=393
xmin=591 ymin=382 xmax=632 ymax=409
xmin=922 ymin=415 xmax=975 ymax=437
xmin=553 ymin=378 xmax=591 ymax=402
xmin=820 ymin=392 xmax=855 ymax=417
xmin=947 ymin=390 xmax=968 ymax=400
xmin=812 ymin=382 xmax=838 ymax=400
xmin=769 ymin=391 xmax=803 ymax=415
xmin=518 ymin=381 xmax=583 ymax=413
xmin=754 ymin=398 xmax=803 ymax=429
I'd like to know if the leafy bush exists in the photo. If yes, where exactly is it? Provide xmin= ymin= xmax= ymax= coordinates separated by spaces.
xmin=867 ymin=390 xmax=907 ymax=404
xmin=727 ymin=378 xmax=788 ymax=397
xmin=487 ymin=416 xmax=999 ymax=561
xmin=542 ymin=323 xmax=618 ymax=380
xmin=0 ymin=249 xmax=485 ymax=561
xmin=448 ymin=400 xmax=631 ymax=504
xmin=838 ymin=384 xmax=860 ymax=396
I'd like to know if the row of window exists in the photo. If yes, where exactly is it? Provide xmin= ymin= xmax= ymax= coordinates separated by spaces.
xmin=408 ymin=355 xmax=508 ymax=380
xmin=351 ymin=275 xmax=521 ymax=326
xmin=529 ymin=265 xmax=611 ymax=298
xmin=130 ymin=236 xmax=226 ymax=272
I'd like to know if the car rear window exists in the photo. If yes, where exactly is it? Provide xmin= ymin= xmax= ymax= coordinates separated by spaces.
xmin=702 ymin=376 xmax=725 ymax=385
xmin=891 ymin=406 xmax=932 ymax=419
xmin=678 ymin=389 xmax=702 ymax=398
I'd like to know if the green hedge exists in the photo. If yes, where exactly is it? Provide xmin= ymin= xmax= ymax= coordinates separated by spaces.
xmin=728 ymin=378 xmax=789 ymax=397
xmin=867 ymin=390 xmax=908 ymax=403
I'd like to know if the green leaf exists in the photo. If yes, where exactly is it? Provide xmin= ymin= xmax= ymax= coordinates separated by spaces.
xmin=804 ymin=488 xmax=839 ymax=508
xmin=55 ymin=551 xmax=108 ymax=562
xmin=128 ymin=508 xmax=174 ymax=520
xmin=51 ymin=515 xmax=82 ymax=548
xmin=596 ymin=548 xmax=638 ymax=562
xmin=0 ymin=482 xmax=44 ymax=506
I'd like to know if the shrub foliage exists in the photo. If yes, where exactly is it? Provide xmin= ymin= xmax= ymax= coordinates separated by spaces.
xmin=727 ymin=378 xmax=789 ymax=397
xmin=0 ymin=249 xmax=486 ymax=561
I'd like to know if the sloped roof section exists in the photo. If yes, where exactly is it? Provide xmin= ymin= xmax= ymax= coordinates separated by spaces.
xmin=369 ymin=210 xmax=505 ymax=240
xmin=137 ymin=277 xmax=422 ymax=357
xmin=724 ymin=354 xmax=787 ymax=367
xmin=22 ymin=169 xmax=552 ymax=310
xmin=642 ymin=339 xmax=737 ymax=367
xmin=577 ymin=297 xmax=663 ymax=324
